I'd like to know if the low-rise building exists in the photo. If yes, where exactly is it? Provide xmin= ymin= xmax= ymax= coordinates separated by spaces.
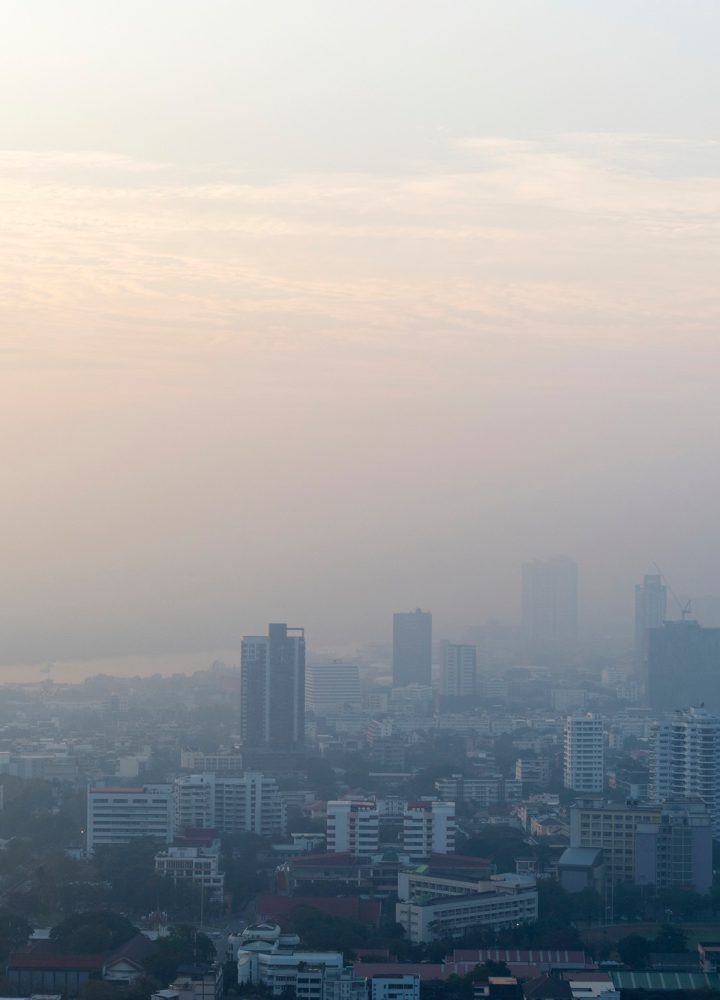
xmin=371 ymin=974 xmax=420 ymax=1000
xmin=396 ymin=873 xmax=538 ymax=944
xmin=154 ymin=842 xmax=225 ymax=901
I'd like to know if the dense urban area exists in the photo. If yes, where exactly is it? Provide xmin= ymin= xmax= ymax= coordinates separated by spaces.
xmin=0 ymin=566 xmax=719 ymax=1000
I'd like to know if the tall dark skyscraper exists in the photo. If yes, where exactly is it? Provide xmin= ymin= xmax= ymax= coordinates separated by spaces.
xmin=647 ymin=619 xmax=720 ymax=712
xmin=393 ymin=608 xmax=432 ymax=688
xmin=240 ymin=623 xmax=305 ymax=747
xmin=521 ymin=557 xmax=578 ymax=658
xmin=635 ymin=573 xmax=667 ymax=667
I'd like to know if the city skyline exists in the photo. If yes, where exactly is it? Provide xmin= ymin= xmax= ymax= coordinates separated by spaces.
xmin=0 ymin=2 xmax=719 ymax=671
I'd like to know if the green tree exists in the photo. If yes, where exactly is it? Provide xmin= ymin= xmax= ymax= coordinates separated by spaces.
xmin=617 ymin=934 xmax=652 ymax=969
xmin=145 ymin=925 xmax=216 ymax=984
xmin=0 ymin=910 xmax=32 ymax=962
xmin=654 ymin=924 xmax=687 ymax=953
xmin=50 ymin=911 xmax=138 ymax=953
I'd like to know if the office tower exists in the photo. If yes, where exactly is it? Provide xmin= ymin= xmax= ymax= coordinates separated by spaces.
xmin=521 ymin=557 xmax=578 ymax=656
xmin=570 ymin=798 xmax=711 ymax=890
xmin=402 ymin=800 xmax=456 ymax=860
xmin=647 ymin=619 xmax=720 ymax=711
xmin=305 ymin=661 xmax=361 ymax=715
xmin=326 ymin=800 xmax=380 ymax=855
xmin=240 ymin=623 xmax=305 ymax=747
xmin=86 ymin=783 xmax=174 ymax=854
xmin=393 ymin=609 xmax=432 ymax=688
xmin=440 ymin=641 xmax=477 ymax=698
xmin=650 ymin=707 xmax=720 ymax=836
xmin=634 ymin=573 xmax=667 ymax=666
xmin=563 ymin=714 xmax=604 ymax=793
xmin=174 ymin=771 xmax=286 ymax=837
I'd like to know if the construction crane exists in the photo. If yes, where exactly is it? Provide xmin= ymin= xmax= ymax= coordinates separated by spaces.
xmin=652 ymin=562 xmax=693 ymax=621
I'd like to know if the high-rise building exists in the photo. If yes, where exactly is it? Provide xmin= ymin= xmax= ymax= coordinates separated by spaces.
xmin=402 ymin=800 xmax=455 ymax=860
xmin=174 ymin=771 xmax=286 ymax=837
xmin=305 ymin=661 xmax=361 ymax=715
xmin=649 ymin=720 xmax=672 ymax=803
xmin=439 ymin=642 xmax=477 ymax=698
xmin=240 ymin=623 xmax=305 ymax=747
xmin=326 ymin=800 xmax=380 ymax=856
xmin=86 ymin=783 xmax=174 ymax=854
xmin=521 ymin=557 xmax=578 ymax=656
xmin=649 ymin=707 xmax=720 ymax=836
xmin=393 ymin=609 xmax=432 ymax=688
xmin=634 ymin=574 xmax=667 ymax=667
xmin=564 ymin=714 xmax=604 ymax=793
xmin=646 ymin=620 xmax=720 ymax=712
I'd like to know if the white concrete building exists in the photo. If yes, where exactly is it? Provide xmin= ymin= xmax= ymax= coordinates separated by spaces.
xmin=174 ymin=772 xmax=285 ymax=837
xmin=154 ymin=843 xmax=225 ymax=901
xmin=396 ymin=873 xmax=538 ymax=944
xmin=564 ymin=714 xmax=604 ymax=793
xmin=305 ymin=662 xmax=362 ymax=715
xmin=652 ymin=707 xmax=720 ymax=835
xmin=326 ymin=800 xmax=379 ymax=856
xmin=371 ymin=975 xmax=420 ymax=1000
xmin=87 ymin=783 xmax=174 ymax=854
xmin=439 ymin=642 xmax=477 ymax=698
xmin=402 ymin=800 xmax=455 ymax=859
xmin=237 ymin=949 xmax=343 ymax=996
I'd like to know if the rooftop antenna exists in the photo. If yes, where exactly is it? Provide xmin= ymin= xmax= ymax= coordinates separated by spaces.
xmin=652 ymin=562 xmax=693 ymax=621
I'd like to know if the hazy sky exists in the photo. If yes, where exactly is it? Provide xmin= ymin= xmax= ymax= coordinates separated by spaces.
xmin=1 ymin=1 xmax=719 ymax=667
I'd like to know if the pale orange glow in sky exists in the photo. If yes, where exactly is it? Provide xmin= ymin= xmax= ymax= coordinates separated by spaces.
xmin=0 ymin=2 xmax=719 ymax=671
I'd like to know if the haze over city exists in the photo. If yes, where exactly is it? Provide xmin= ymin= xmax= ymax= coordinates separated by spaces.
xmin=2 ymin=1 xmax=720 ymax=673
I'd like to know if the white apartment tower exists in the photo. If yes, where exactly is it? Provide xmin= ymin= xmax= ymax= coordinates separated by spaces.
xmin=440 ymin=642 xmax=477 ymax=698
xmin=564 ymin=714 xmax=604 ymax=793
xmin=403 ymin=800 xmax=456 ymax=860
xmin=651 ymin=707 xmax=720 ymax=836
xmin=326 ymin=800 xmax=380 ymax=856
xmin=174 ymin=772 xmax=286 ymax=837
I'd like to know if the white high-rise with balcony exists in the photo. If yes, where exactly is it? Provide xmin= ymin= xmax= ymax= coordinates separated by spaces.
xmin=650 ymin=707 xmax=720 ymax=836
xmin=326 ymin=800 xmax=379 ymax=856
xmin=402 ymin=800 xmax=456 ymax=860
xmin=564 ymin=714 xmax=604 ymax=793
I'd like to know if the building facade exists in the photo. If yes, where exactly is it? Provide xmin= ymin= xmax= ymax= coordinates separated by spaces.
xmin=634 ymin=574 xmax=667 ymax=668
xmin=633 ymin=798 xmax=712 ymax=893
xmin=174 ymin=772 xmax=285 ymax=837
xmin=650 ymin=707 xmax=720 ymax=835
xmin=521 ymin=557 xmax=578 ymax=657
xmin=305 ymin=662 xmax=361 ymax=716
xmin=87 ymin=783 xmax=174 ymax=854
xmin=326 ymin=800 xmax=380 ymax=856
xmin=154 ymin=843 xmax=225 ymax=901
xmin=392 ymin=609 xmax=432 ymax=688
xmin=403 ymin=800 xmax=455 ymax=860
xmin=240 ymin=624 xmax=306 ymax=747
xmin=569 ymin=800 xmax=664 ymax=884
xmin=440 ymin=642 xmax=477 ymax=698
xmin=564 ymin=715 xmax=604 ymax=793
xmin=647 ymin=620 xmax=720 ymax=712
xmin=396 ymin=873 xmax=538 ymax=944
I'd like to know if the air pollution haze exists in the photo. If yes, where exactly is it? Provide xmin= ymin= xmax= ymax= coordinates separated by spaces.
xmin=1 ymin=1 xmax=719 ymax=674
